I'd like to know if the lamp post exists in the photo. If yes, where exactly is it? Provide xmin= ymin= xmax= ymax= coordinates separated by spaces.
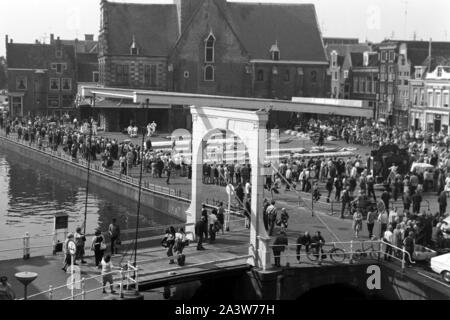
xmin=83 ymin=93 xmax=95 ymax=235
xmin=133 ymin=98 xmax=149 ymax=267
xmin=15 ymin=272 xmax=38 ymax=300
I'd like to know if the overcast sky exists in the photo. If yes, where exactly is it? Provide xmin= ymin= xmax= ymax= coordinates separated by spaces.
xmin=1 ymin=0 xmax=449 ymax=56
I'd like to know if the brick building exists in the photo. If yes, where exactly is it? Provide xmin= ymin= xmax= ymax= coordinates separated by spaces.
xmin=349 ymin=52 xmax=379 ymax=119
xmin=97 ymin=0 xmax=329 ymax=132
xmin=376 ymin=40 xmax=450 ymax=127
xmin=6 ymin=36 xmax=77 ymax=117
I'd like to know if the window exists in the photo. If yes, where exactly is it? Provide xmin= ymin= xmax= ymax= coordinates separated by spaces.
xmin=436 ymin=91 xmax=442 ymax=107
xmin=437 ymin=67 xmax=443 ymax=77
xmin=47 ymin=94 xmax=60 ymax=107
xmin=12 ymin=97 xmax=22 ymax=116
xmin=56 ymin=49 xmax=62 ymax=58
xmin=205 ymin=34 xmax=215 ymax=63
xmin=420 ymin=89 xmax=425 ymax=105
xmin=93 ymin=72 xmax=99 ymax=83
xmin=331 ymin=51 xmax=337 ymax=67
xmin=116 ymin=64 xmax=129 ymax=85
xmin=272 ymin=51 xmax=280 ymax=61
xmin=367 ymin=77 xmax=372 ymax=93
xmin=389 ymin=51 xmax=395 ymax=62
xmin=49 ymin=78 xmax=60 ymax=91
xmin=404 ymin=80 xmax=408 ymax=86
xmin=401 ymin=55 xmax=406 ymax=66
xmin=380 ymin=85 xmax=385 ymax=94
xmin=344 ymin=70 xmax=349 ymax=79
xmin=428 ymin=91 xmax=433 ymax=106
xmin=413 ymin=89 xmax=418 ymax=105
xmin=353 ymin=77 xmax=359 ymax=93
xmin=334 ymin=72 xmax=338 ymax=80
xmin=387 ymin=85 xmax=393 ymax=95
xmin=311 ymin=71 xmax=317 ymax=84
xmin=360 ymin=77 xmax=365 ymax=93
xmin=204 ymin=65 xmax=214 ymax=81
xmin=257 ymin=70 xmax=264 ymax=81
xmin=16 ymin=76 xmax=27 ymax=90
xmin=444 ymin=92 xmax=449 ymax=107
xmin=382 ymin=51 xmax=387 ymax=62
xmin=51 ymin=63 xmax=67 ymax=74
xmin=415 ymin=68 xmax=422 ymax=79
xmin=62 ymin=78 xmax=72 ymax=91
xmin=284 ymin=70 xmax=290 ymax=82
xmin=144 ymin=65 xmax=157 ymax=87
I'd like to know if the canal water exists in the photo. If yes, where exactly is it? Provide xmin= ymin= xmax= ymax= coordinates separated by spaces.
xmin=0 ymin=148 xmax=182 ymax=260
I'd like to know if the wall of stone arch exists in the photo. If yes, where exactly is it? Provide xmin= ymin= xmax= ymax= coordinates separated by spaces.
xmin=186 ymin=106 xmax=271 ymax=269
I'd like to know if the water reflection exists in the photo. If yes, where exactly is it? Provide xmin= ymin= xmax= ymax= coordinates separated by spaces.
xmin=0 ymin=149 xmax=181 ymax=244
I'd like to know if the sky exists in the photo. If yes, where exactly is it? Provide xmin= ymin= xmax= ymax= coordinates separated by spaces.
xmin=1 ymin=0 xmax=449 ymax=57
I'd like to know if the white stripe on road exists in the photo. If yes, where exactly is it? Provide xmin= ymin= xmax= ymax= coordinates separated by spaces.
xmin=417 ymin=272 xmax=450 ymax=289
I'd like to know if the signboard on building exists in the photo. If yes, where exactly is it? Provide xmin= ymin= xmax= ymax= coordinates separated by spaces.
xmin=54 ymin=213 xmax=69 ymax=230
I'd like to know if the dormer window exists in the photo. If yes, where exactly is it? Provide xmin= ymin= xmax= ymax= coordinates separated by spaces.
xmin=437 ymin=67 xmax=443 ymax=77
xmin=331 ymin=51 xmax=337 ymax=67
xmin=56 ymin=49 xmax=62 ymax=58
xmin=130 ymin=35 xmax=139 ymax=56
xmin=205 ymin=33 xmax=215 ymax=63
xmin=270 ymin=41 xmax=280 ymax=61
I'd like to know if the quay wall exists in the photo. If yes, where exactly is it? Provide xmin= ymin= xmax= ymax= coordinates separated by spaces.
xmin=0 ymin=136 xmax=190 ymax=222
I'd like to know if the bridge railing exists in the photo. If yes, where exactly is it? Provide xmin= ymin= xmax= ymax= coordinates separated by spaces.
xmin=269 ymin=239 xmax=415 ymax=272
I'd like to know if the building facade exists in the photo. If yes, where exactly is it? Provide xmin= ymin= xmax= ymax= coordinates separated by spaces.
xmin=349 ymin=52 xmax=379 ymax=119
xmin=325 ymin=42 xmax=371 ymax=99
xmin=6 ymin=36 xmax=77 ymax=118
xmin=96 ymin=0 xmax=329 ymax=132
xmin=410 ymin=65 xmax=450 ymax=134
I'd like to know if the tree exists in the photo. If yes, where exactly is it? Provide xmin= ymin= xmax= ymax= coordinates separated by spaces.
xmin=0 ymin=56 xmax=7 ymax=90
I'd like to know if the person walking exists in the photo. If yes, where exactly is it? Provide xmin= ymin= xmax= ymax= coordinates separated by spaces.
xmin=208 ymin=209 xmax=218 ymax=242
xmin=195 ymin=216 xmax=207 ymax=251
xmin=378 ymin=210 xmax=389 ymax=239
xmin=438 ymin=190 xmax=447 ymax=216
xmin=403 ymin=231 xmax=415 ymax=267
xmin=74 ymin=227 xmax=87 ymax=264
xmin=279 ymin=208 xmax=289 ymax=231
xmin=162 ymin=227 xmax=176 ymax=264
xmin=266 ymin=200 xmax=277 ymax=236
xmin=108 ymin=218 xmax=121 ymax=255
xmin=62 ymin=233 xmax=76 ymax=272
xmin=217 ymin=202 xmax=225 ymax=235
xmin=296 ymin=232 xmax=311 ymax=263
xmin=272 ymin=231 xmax=288 ymax=267
xmin=383 ymin=225 xmax=394 ymax=261
xmin=0 ymin=276 xmax=15 ymax=300
xmin=366 ymin=210 xmax=377 ymax=239
xmin=101 ymin=255 xmax=117 ymax=294
xmin=91 ymin=230 xmax=106 ymax=268
xmin=381 ymin=188 xmax=390 ymax=212
xmin=352 ymin=210 xmax=363 ymax=238
xmin=412 ymin=191 xmax=422 ymax=215
xmin=340 ymin=187 xmax=351 ymax=219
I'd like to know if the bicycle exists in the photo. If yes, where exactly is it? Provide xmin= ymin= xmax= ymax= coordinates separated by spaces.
xmin=307 ymin=242 xmax=347 ymax=263
xmin=352 ymin=241 xmax=379 ymax=261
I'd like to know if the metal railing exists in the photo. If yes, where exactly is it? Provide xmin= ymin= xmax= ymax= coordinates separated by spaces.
xmin=268 ymin=239 xmax=415 ymax=271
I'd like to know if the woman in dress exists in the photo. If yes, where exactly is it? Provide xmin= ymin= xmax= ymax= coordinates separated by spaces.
xmin=352 ymin=210 xmax=363 ymax=239
xmin=91 ymin=229 xmax=106 ymax=269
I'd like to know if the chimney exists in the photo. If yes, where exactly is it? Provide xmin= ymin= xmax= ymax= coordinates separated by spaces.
xmin=50 ymin=34 xmax=54 ymax=43
xmin=429 ymin=38 xmax=432 ymax=71
xmin=5 ymin=35 xmax=8 ymax=47
xmin=85 ymin=34 xmax=94 ymax=41
xmin=35 ymin=40 xmax=39 ymax=44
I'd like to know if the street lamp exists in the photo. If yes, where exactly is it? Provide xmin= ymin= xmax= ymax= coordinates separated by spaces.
xmin=15 ymin=272 xmax=38 ymax=300
xmin=133 ymin=98 xmax=150 ymax=267
xmin=83 ymin=93 xmax=95 ymax=235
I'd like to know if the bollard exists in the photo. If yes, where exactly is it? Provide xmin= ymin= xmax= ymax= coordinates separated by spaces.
xmin=120 ymin=269 xmax=124 ymax=299
xmin=81 ymin=278 xmax=86 ymax=300
xmin=48 ymin=285 xmax=53 ymax=300
xmin=318 ymin=246 xmax=322 ymax=266
xmin=401 ymin=247 xmax=405 ymax=272
xmin=23 ymin=232 xmax=30 ymax=260
xmin=349 ymin=240 xmax=354 ymax=264
xmin=135 ymin=266 xmax=139 ymax=292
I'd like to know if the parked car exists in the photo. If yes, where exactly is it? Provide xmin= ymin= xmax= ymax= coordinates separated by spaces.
xmin=430 ymin=253 xmax=450 ymax=283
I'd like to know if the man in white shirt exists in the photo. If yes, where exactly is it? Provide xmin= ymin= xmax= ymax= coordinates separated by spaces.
xmin=383 ymin=226 xmax=394 ymax=261
xmin=378 ymin=210 xmax=389 ymax=239
xmin=389 ymin=208 xmax=398 ymax=228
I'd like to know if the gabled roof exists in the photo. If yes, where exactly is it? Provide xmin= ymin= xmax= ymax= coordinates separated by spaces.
xmin=6 ymin=43 xmax=75 ymax=69
xmin=224 ymin=2 xmax=327 ymax=62
xmin=325 ymin=43 xmax=371 ymax=60
xmin=105 ymin=1 xmax=179 ymax=56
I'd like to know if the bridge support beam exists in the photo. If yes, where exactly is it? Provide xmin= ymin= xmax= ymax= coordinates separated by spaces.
xmin=186 ymin=106 xmax=270 ymax=270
